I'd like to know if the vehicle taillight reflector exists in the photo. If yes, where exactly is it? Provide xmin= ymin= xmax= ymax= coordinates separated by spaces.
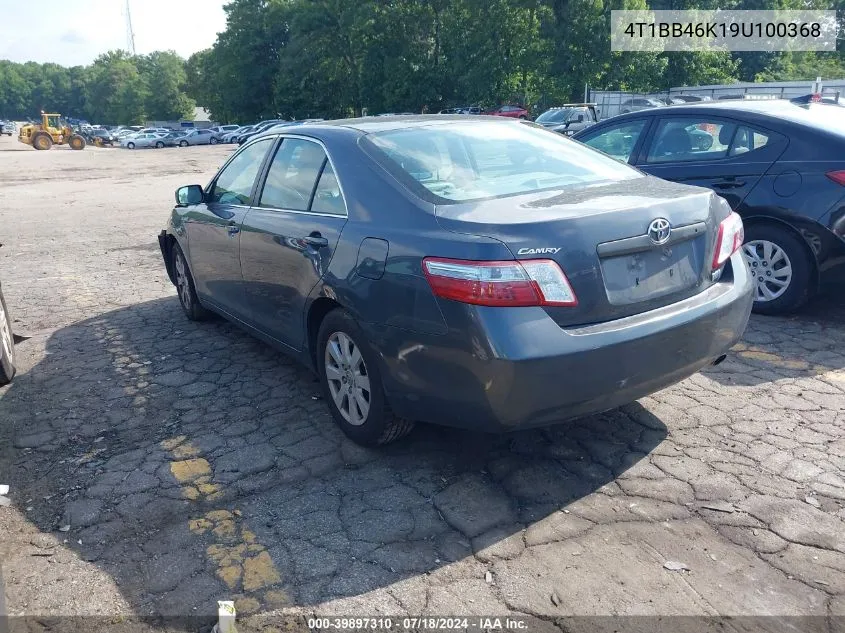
xmin=826 ymin=170 xmax=845 ymax=186
xmin=712 ymin=212 xmax=744 ymax=270
xmin=422 ymin=258 xmax=577 ymax=307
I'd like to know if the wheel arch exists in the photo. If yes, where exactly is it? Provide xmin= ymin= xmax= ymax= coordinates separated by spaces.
xmin=742 ymin=214 xmax=821 ymax=293
xmin=305 ymin=296 xmax=343 ymax=372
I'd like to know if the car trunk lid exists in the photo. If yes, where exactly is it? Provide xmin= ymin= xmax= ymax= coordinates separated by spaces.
xmin=435 ymin=176 xmax=726 ymax=327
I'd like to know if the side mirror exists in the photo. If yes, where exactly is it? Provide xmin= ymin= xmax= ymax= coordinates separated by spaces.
xmin=176 ymin=185 xmax=204 ymax=206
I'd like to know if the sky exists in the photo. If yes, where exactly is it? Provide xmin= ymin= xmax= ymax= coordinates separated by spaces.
xmin=0 ymin=0 xmax=228 ymax=66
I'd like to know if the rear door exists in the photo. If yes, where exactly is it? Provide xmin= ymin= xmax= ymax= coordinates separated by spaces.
xmin=633 ymin=115 xmax=787 ymax=211
xmin=183 ymin=137 xmax=275 ymax=318
xmin=240 ymin=136 xmax=348 ymax=350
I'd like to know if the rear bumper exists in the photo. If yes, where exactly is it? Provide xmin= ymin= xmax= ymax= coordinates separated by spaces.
xmin=370 ymin=251 xmax=753 ymax=432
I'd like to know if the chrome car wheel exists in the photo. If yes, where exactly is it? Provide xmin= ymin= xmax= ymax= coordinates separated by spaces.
xmin=743 ymin=239 xmax=793 ymax=302
xmin=324 ymin=331 xmax=371 ymax=426
xmin=174 ymin=250 xmax=192 ymax=310
xmin=0 ymin=299 xmax=12 ymax=362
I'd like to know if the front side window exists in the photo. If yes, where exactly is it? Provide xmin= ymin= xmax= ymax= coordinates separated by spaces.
xmin=579 ymin=120 xmax=647 ymax=163
xmin=366 ymin=120 xmax=641 ymax=203
xmin=646 ymin=118 xmax=737 ymax=163
xmin=209 ymin=138 xmax=274 ymax=205
xmin=260 ymin=138 xmax=327 ymax=211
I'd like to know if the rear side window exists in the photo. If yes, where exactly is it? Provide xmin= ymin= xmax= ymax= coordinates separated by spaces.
xmin=260 ymin=138 xmax=328 ymax=211
xmin=646 ymin=118 xmax=736 ymax=163
xmin=730 ymin=126 xmax=770 ymax=156
xmin=311 ymin=162 xmax=346 ymax=216
xmin=209 ymin=138 xmax=274 ymax=205
xmin=365 ymin=121 xmax=640 ymax=203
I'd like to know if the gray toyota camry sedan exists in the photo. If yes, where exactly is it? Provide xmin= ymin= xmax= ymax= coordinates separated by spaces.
xmin=158 ymin=116 xmax=753 ymax=445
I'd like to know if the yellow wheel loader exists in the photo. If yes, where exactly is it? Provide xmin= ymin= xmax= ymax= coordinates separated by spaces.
xmin=18 ymin=113 xmax=86 ymax=151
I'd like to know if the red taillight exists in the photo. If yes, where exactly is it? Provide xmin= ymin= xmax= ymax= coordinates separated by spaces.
xmin=712 ymin=212 xmax=745 ymax=270
xmin=826 ymin=170 xmax=845 ymax=186
xmin=422 ymin=257 xmax=578 ymax=307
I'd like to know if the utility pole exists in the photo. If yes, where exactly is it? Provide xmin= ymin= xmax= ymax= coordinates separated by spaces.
xmin=125 ymin=0 xmax=136 ymax=55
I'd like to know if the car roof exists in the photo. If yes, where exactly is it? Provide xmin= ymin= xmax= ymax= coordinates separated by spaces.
xmin=599 ymin=99 xmax=845 ymax=132
xmin=269 ymin=114 xmax=514 ymax=135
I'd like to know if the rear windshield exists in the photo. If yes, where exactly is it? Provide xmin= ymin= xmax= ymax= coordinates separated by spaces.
xmin=365 ymin=121 xmax=641 ymax=202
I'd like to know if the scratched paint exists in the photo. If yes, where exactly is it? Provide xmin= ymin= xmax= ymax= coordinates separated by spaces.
xmin=160 ymin=436 xmax=287 ymax=609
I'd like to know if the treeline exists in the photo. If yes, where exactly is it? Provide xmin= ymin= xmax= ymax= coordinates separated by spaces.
xmin=1 ymin=0 xmax=844 ymax=125
xmin=0 ymin=51 xmax=194 ymax=124
xmin=186 ymin=0 xmax=845 ymax=123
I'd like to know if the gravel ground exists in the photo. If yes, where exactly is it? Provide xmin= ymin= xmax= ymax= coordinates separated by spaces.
xmin=0 ymin=134 xmax=844 ymax=629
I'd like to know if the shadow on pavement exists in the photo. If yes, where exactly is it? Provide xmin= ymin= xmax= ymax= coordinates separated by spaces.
xmin=0 ymin=297 xmax=667 ymax=620
xmin=703 ymin=283 xmax=845 ymax=388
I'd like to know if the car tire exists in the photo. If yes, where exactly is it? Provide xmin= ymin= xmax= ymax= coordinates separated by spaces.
xmin=210 ymin=137 xmax=218 ymax=145
xmin=743 ymin=223 xmax=814 ymax=315
xmin=155 ymin=141 xmax=164 ymax=148
xmin=127 ymin=142 xmax=135 ymax=150
xmin=171 ymin=242 xmax=210 ymax=321
xmin=317 ymin=309 xmax=414 ymax=446
xmin=179 ymin=140 xmax=188 ymax=147
xmin=0 ymin=289 xmax=16 ymax=386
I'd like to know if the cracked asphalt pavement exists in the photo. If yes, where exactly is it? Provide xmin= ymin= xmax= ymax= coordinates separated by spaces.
xmin=0 ymin=135 xmax=844 ymax=627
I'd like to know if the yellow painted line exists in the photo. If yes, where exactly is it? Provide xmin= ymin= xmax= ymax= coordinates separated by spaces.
xmin=159 ymin=437 xmax=287 ymax=610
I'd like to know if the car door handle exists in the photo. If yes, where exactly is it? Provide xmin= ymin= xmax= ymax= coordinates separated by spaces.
xmin=301 ymin=234 xmax=329 ymax=248
xmin=713 ymin=179 xmax=746 ymax=189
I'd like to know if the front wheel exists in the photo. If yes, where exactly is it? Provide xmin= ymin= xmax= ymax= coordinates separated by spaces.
xmin=0 ymin=289 xmax=17 ymax=386
xmin=210 ymin=137 xmax=218 ymax=145
xmin=126 ymin=142 xmax=135 ymax=150
xmin=317 ymin=309 xmax=414 ymax=446
xmin=179 ymin=140 xmax=188 ymax=147
xmin=155 ymin=141 xmax=164 ymax=148
xmin=743 ymin=224 xmax=814 ymax=315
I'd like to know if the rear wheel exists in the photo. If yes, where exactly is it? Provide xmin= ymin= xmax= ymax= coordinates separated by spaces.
xmin=155 ymin=141 xmax=164 ymax=148
xmin=317 ymin=309 xmax=414 ymax=446
xmin=171 ymin=242 xmax=210 ymax=321
xmin=0 ymin=289 xmax=16 ymax=386
xmin=743 ymin=223 xmax=814 ymax=315
xmin=68 ymin=134 xmax=86 ymax=150
xmin=210 ymin=137 xmax=218 ymax=145
xmin=32 ymin=133 xmax=53 ymax=150
xmin=127 ymin=142 xmax=135 ymax=150
xmin=179 ymin=140 xmax=188 ymax=147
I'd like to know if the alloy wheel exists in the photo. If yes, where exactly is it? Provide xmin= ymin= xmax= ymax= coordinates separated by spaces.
xmin=324 ymin=331 xmax=371 ymax=426
xmin=0 ymin=300 xmax=12 ymax=362
xmin=743 ymin=239 xmax=793 ymax=302
xmin=174 ymin=251 xmax=192 ymax=310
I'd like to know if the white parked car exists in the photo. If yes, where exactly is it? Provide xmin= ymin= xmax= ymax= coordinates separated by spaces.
xmin=177 ymin=129 xmax=215 ymax=146
xmin=208 ymin=124 xmax=241 ymax=144
xmin=121 ymin=133 xmax=168 ymax=149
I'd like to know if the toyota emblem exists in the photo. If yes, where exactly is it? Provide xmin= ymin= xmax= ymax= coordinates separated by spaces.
xmin=647 ymin=218 xmax=672 ymax=245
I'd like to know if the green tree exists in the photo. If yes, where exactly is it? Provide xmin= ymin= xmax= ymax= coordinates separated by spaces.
xmin=137 ymin=51 xmax=195 ymax=121
xmin=87 ymin=51 xmax=149 ymax=124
